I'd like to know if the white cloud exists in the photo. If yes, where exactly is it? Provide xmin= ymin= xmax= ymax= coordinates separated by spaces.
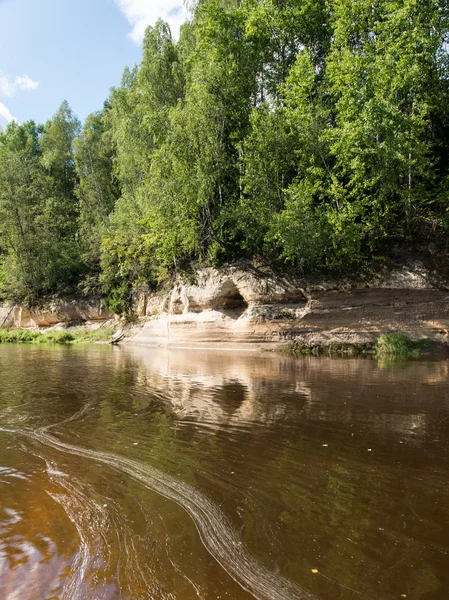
xmin=114 ymin=0 xmax=190 ymax=44
xmin=0 ymin=101 xmax=16 ymax=127
xmin=0 ymin=74 xmax=39 ymax=128
xmin=0 ymin=74 xmax=40 ymax=98
xmin=14 ymin=75 xmax=39 ymax=92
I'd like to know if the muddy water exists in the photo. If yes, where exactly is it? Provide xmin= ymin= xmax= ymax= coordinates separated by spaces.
xmin=0 ymin=346 xmax=448 ymax=600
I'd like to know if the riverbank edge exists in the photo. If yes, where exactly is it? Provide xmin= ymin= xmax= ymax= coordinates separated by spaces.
xmin=1 ymin=327 xmax=448 ymax=363
xmin=1 ymin=259 xmax=449 ymax=359
xmin=281 ymin=337 xmax=449 ymax=360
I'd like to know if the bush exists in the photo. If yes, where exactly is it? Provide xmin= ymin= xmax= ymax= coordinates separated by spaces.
xmin=375 ymin=333 xmax=424 ymax=360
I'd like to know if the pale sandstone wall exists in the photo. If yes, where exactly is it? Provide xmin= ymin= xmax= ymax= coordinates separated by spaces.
xmin=3 ymin=260 xmax=449 ymax=349
xmin=10 ymin=299 xmax=112 ymax=328
xmin=130 ymin=262 xmax=449 ymax=349
xmin=0 ymin=305 xmax=13 ymax=327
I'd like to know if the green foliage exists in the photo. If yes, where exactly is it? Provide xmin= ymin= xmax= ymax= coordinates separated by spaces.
xmin=283 ymin=341 xmax=375 ymax=357
xmin=0 ymin=327 xmax=114 ymax=345
xmin=375 ymin=333 xmax=414 ymax=360
xmin=0 ymin=103 xmax=82 ymax=301
xmin=0 ymin=329 xmax=41 ymax=343
xmin=374 ymin=333 xmax=436 ymax=361
xmin=70 ymin=327 xmax=115 ymax=344
xmin=326 ymin=0 xmax=445 ymax=239
xmin=74 ymin=108 xmax=119 ymax=286
xmin=36 ymin=330 xmax=76 ymax=344
xmin=2 ymin=1 xmax=449 ymax=311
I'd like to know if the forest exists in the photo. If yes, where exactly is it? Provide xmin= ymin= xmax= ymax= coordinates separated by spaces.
xmin=1 ymin=0 xmax=449 ymax=313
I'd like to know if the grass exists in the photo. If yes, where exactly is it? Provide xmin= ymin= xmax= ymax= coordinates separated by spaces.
xmin=0 ymin=329 xmax=40 ymax=343
xmin=374 ymin=333 xmax=434 ymax=360
xmin=283 ymin=334 xmax=442 ymax=362
xmin=0 ymin=327 xmax=115 ymax=345
xmin=282 ymin=342 xmax=375 ymax=357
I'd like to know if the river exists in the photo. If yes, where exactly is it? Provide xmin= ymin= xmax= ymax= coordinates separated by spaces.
xmin=0 ymin=344 xmax=448 ymax=600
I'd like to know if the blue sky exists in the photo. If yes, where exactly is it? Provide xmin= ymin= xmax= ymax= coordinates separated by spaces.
xmin=0 ymin=0 xmax=189 ymax=128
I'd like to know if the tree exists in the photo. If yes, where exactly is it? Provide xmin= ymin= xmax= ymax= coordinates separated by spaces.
xmin=326 ymin=0 xmax=448 ymax=245
xmin=0 ymin=102 xmax=82 ymax=300
xmin=74 ymin=108 xmax=118 ymax=290
xmin=0 ymin=121 xmax=43 ymax=299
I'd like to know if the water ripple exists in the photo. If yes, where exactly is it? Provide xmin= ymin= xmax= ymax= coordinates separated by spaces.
xmin=24 ymin=407 xmax=316 ymax=600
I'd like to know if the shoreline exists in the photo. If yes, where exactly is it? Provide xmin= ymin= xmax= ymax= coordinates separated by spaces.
xmin=1 ymin=324 xmax=448 ymax=363
xmin=1 ymin=261 xmax=449 ymax=360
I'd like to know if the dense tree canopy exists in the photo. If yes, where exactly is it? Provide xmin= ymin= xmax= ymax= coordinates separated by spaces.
xmin=1 ymin=0 xmax=449 ymax=309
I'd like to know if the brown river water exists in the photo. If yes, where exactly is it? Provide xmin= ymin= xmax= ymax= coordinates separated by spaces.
xmin=0 ymin=345 xmax=448 ymax=600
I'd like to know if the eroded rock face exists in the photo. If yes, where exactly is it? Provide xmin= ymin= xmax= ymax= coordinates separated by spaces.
xmin=130 ymin=262 xmax=449 ymax=349
xmin=0 ymin=305 xmax=13 ymax=327
xmin=5 ymin=260 xmax=449 ymax=349
xmin=182 ymin=275 xmax=246 ymax=313
xmin=135 ymin=259 xmax=444 ymax=321
xmin=136 ymin=266 xmax=308 ymax=318
xmin=11 ymin=299 xmax=112 ymax=328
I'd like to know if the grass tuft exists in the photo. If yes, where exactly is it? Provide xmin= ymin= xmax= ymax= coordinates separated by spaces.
xmin=281 ymin=342 xmax=375 ymax=357
xmin=282 ymin=334 xmax=441 ymax=362
xmin=375 ymin=333 xmax=413 ymax=360
xmin=374 ymin=333 xmax=436 ymax=361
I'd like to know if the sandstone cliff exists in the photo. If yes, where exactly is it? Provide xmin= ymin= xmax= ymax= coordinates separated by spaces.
xmin=2 ymin=261 xmax=448 ymax=351
xmin=129 ymin=261 xmax=449 ymax=349
xmin=1 ymin=298 xmax=112 ymax=329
